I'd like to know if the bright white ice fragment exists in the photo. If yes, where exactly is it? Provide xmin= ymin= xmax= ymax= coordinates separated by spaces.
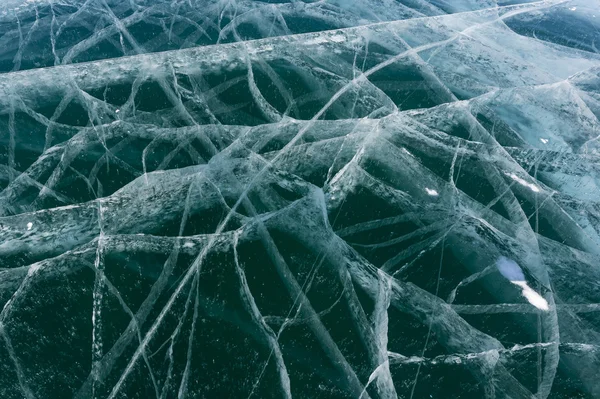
xmin=26 ymin=222 xmax=33 ymax=230
xmin=28 ymin=263 xmax=41 ymax=276
xmin=496 ymin=257 xmax=549 ymax=311
xmin=304 ymin=34 xmax=345 ymax=46
xmin=115 ymin=109 xmax=120 ymax=113
xmin=569 ymin=7 xmax=577 ymax=11
xmin=506 ymin=173 xmax=540 ymax=192
xmin=425 ymin=188 xmax=439 ymax=196
xmin=512 ymin=281 xmax=549 ymax=311
xmin=540 ymin=138 xmax=548 ymax=144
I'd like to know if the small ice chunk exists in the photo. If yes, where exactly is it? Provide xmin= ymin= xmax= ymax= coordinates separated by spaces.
xmin=569 ymin=7 xmax=577 ymax=11
xmin=26 ymin=222 xmax=33 ymax=230
xmin=496 ymin=257 xmax=549 ymax=311
xmin=425 ymin=188 xmax=439 ymax=196
xmin=540 ymin=138 xmax=548 ymax=144
xmin=512 ymin=281 xmax=549 ymax=311
xmin=329 ymin=34 xmax=346 ymax=43
xmin=28 ymin=264 xmax=41 ymax=276
xmin=506 ymin=173 xmax=540 ymax=192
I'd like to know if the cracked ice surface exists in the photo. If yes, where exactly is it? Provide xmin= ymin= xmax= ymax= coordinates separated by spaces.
xmin=1 ymin=0 xmax=600 ymax=397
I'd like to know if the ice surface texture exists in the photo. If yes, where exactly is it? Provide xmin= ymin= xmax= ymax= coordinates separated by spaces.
xmin=1 ymin=0 xmax=600 ymax=398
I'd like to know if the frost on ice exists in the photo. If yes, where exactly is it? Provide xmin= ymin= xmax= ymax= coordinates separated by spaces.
xmin=0 ymin=0 xmax=600 ymax=398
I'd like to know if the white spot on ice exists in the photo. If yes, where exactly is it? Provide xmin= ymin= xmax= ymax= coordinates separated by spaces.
xmin=26 ymin=222 xmax=33 ymax=230
xmin=304 ymin=34 xmax=345 ymax=46
xmin=183 ymin=242 xmax=195 ymax=248
xmin=540 ymin=138 xmax=548 ymax=144
xmin=115 ymin=109 xmax=120 ymax=113
xmin=425 ymin=188 xmax=439 ymax=196
xmin=304 ymin=37 xmax=327 ymax=45
xmin=512 ymin=281 xmax=549 ymax=311
xmin=569 ymin=7 xmax=577 ymax=11
xmin=496 ymin=257 xmax=549 ymax=311
xmin=28 ymin=263 xmax=41 ymax=276
xmin=506 ymin=173 xmax=540 ymax=192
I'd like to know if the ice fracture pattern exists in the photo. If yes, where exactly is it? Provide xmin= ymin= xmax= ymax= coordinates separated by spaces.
xmin=1 ymin=0 xmax=600 ymax=398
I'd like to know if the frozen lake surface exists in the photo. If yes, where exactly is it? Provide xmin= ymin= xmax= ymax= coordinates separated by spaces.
xmin=0 ymin=0 xmax=600 ymax=398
